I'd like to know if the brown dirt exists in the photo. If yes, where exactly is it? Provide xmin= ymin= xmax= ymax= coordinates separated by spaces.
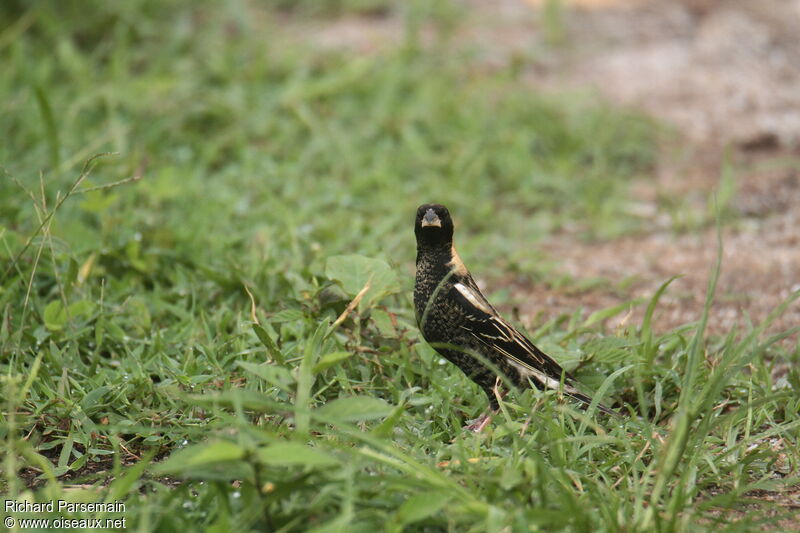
xmin=522 ymin=145 xmax=800 ymax=336
xmin=521 ymin=0 xmax=800 ymax=147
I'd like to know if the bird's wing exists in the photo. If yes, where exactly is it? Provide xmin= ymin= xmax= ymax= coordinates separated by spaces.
xmin=451 ymin=280 xmax=571 ymax=383
xmin=451 ymin=279 xmax=622 ymax=417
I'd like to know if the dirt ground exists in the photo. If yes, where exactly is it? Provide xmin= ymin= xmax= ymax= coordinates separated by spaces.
xmin=288 ymin=0 xmax=800 ymax=337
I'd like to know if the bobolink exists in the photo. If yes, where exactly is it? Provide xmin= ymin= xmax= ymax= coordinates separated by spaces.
xmin=413 ymin=203 xmax=620 ymax=431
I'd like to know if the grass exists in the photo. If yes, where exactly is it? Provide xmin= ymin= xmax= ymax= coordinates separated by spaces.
xmin=1 ymin=1 xmax=799 ymax=531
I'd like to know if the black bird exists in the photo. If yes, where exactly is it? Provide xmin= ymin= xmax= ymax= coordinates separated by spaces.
xmin=413 ymin=203 xmax=619 ymax=431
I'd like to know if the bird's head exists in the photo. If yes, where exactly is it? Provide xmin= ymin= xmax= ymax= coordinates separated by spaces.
xmin=415 ymin=203 xmax=454 ymax=247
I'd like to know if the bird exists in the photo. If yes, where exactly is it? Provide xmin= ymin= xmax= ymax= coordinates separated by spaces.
xmin=413 ymin=203 xmax=620 ymax=431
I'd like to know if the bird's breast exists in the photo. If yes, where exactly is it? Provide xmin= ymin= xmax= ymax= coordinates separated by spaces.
xmin=414 ymin=281 xmax=466 ymax=341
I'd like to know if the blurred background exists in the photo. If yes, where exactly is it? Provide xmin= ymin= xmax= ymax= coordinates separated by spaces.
xmin=2 ymin=0 xmax=800 ymax=528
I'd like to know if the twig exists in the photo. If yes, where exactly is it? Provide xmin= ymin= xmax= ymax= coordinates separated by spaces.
xmin=327 ymin=276 xmax=373 ymax=338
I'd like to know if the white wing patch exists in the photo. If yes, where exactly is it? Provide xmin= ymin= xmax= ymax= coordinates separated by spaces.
xmin=508 ymin=360 xmax=580 ymax=395
xmin=508 ymin=360 xmax=559 ymax=389
xmin=454 ymin=282 xmax=494 ymax=315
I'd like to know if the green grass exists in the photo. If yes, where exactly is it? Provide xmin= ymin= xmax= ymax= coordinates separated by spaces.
xmin=2 ymin=1 xmax=799 ymax=531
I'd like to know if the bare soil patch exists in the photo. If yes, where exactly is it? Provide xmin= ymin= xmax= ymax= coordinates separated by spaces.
xmin=520 ymin=145 xmax=800 ymax=336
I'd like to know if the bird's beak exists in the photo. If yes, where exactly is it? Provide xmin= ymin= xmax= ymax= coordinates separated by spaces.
xmin=421 ymin=209 xmax=442 ymax=228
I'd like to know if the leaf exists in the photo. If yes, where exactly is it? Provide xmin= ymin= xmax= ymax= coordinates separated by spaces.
xmin=79 ymin=190 xmax=120 ymax=214
xmin=395 ymin=491 xmax=451 ymax=525
xmin=314 ymin=396 xmax=393 ymax=423
xmin=34 ymin=85 xmax=60 ymax=170
xmin=58 ymin=435 xmax=74 ymax=469
xmin=106 ymin=450 xmax=155 ymax=501
xmin=43 ymin=300 xmax=67 ymax=331
xmin=370 ymin=401 xmax=407 ymax=438
xmin=581 ymin=298 xmax=644 ymax=329
xmin=237 ymin=361 xmax=294 ymax=393
xmin=157 ymin=441 xmax=246 ymax=473
xmin=642 ymin=276 xmax=681 ymax=337
xmin=68 ymin=300 xmax=96 ymax=319
xmin=295 ymin=322 xmax=327 ymax=439
xmin=325 ymin=254 xmax=399 ymax=307
xmin=95 ymin=316 xmax=105 ymax=347
xmin=642 ymin=275 xmax=681 ymax=364
xmin=312 ymin=351 xmax=354 ymax=374
xmin=272 ymin=309 xmax=305 ymax=323
xmin=43 ymin=299 xmax=95 ymax=331
xmin=105 ymin=320 xmax=127 ymax=342
xmin=487 ymin=505 xmax=507 ymax=533
xmin=253 ymin=324 xmax=285 ymax=364
xmin=256 ymin=442 xmax=338 ymax=467
xmin=65 ymin=258 xmax=78 ymax=297
xmin=69 ymin=453 xmax=87 ymax=471
xmin=126 ymin=298 xmax=151 ymax=330
xmin=581 ymin=337 xmax=639 ymax=364
xmin=371 ymin=309 xmax=397 ymax=337
xmin=185 ymin=390 xmax=288 ymax=412
xmin=80 ymin=385 xmax=111 ymax=414
xmin=196 ymin=264 xmax=238 ymax=289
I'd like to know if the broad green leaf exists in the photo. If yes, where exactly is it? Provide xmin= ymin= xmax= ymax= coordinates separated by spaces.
xmin=237 ymin=361 xmax=294 ymax=393
xmin=312 ymin=351 xmax=354 ymax=374
xmin=69 ymin=453 xmax=87 ymax=471
xmin=58 ymin=435 xmax=74 ymax=468
xmin=64 ymin=258 xmax=78 ymax=297
xmin=95 ymin=316 xmax=105 ymax=347
xmin=126 ymin=298 xmax=151 ymax=330
xmin=487 ymin=505 xmax=507 ymax=533
xmin=325 ymin=254 xmax=399 ymax=307
xmin=581 ymin=337 xmax=639 ymax=364
xmin=272 ymin=309 xmax=305 ymax=323
xmin=104 ymin=320 xmax=127 ymax=341
xmin=68 ymin=299 xmax=95 ymax=319
xmin=371 ymin=401 xmax=407 ymax=438
xmin=106 ymin=450 xmax=156 ymax=502
xmin=371 ymin=308 xmax=397 ymax=337
xmin=157 ymin=441 xmax=245 ymax=473
xmin=43 ymin=300 xmax=67 ymax=331
xmin=196 ymin=264 xmax=238 ymax=289
xmin=43 ymin=299 xmax=96 ymax=331
xmin=257 ymin=442 xmax=338 ymax=467
xmin=396 ymin=491 xmax=451 ymax=525
xmin=253 ymin=323 xmax=285 ymax=364
xmin=81 ymin=386 xmax=112 ymax=414
xmin=314 ymin=396 xmax=393 ymax=423
xmin=79 ymin=190 xmax=120 ymax=214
